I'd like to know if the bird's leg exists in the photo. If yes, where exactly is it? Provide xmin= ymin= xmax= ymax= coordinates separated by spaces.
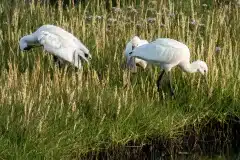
xmin=53 ymin=55 xmax=60 ymax=67
xmin=157 ymin=70 xmax=165 ymax=92
xmin=53 ymin=55 xmax=58 ymax=62
xmin=167 ymin=72 xmax=175 ymax=97
xmin=53 ymin=55 xmax=64 ymax=68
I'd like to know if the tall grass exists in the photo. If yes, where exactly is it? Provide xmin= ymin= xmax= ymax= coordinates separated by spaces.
xmin=0 ymin=0 xmax=239 ymax=159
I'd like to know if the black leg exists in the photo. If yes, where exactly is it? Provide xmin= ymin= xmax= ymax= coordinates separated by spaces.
xmin=157 ymin=70 xmax=165 ymax=92
xmin=53 ymin=55 xmax=64 ymax=68
xmin=167 ymin=72 xmax=175 ymax=97
xmin=53 ymin=55 xmax=58 ymax=62
xmin=53 ymin=55 xmax=59 ymax=66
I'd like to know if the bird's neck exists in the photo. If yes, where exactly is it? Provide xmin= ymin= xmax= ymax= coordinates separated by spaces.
xmin=21 ymin=34 xmax=37 ymax=43
xmin=179 ymin=61 xmax=199 ymax=73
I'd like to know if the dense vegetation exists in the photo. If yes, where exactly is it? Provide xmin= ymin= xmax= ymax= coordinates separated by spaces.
xmin=0 ymin=0 xmax=239 ymax=159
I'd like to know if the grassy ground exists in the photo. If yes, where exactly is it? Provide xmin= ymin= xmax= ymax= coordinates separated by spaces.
xmin=0 ymin=0 xmax=239 ymax=159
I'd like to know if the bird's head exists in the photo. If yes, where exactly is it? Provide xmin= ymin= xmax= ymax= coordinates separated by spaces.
xmin=125 ymin=36 xmax=139 ymax=72
xmin=19 ymin=38 xmax=32 ymax=51
xmin=131 ymin=36 xmax=141 ymax=50
xmin=195 ymin=60 xmax=208 ymax=75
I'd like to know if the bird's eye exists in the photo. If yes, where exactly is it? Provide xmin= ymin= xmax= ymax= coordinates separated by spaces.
xmin=129 ymin=52 xmax=133 ymax=55
xmin=84 ymin=53 xmax=89 ymax=58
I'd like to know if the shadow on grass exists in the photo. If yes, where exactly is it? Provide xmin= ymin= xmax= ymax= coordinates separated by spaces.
xmin=80 ymin=115 xmax=240 ymax=160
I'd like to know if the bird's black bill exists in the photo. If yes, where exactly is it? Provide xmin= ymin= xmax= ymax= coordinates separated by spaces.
xmin=23 ymin=44 xmax=42 ymax=51
xmin=23 ymin=46 xmax=34 ymax=51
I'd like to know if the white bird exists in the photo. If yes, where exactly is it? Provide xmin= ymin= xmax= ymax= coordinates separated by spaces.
xmin=124 ymin=36 xmax=148 ymax=70
xmin=19 ymin=24 xmax=91 ymax=69
xmin=127 ymin=37 xmax=208 ymax=96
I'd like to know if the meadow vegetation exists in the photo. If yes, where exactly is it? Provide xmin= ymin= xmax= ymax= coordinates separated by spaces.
xmin=0 ymin=0 xmax=239 ymax=159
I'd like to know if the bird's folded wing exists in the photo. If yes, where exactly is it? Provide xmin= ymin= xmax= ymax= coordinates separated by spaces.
xmin=38 ymin=31 xmax=62 ymax=49
xmin=73 ymin=38 xmax=89 ymax=53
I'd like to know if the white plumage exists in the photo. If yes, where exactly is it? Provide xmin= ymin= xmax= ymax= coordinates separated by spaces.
xmin=124 ymin=36 xmax=148 ymax=70
xmin=19 ymin=24 xmax=91 ymax=69
xmin=128 ymin=37 xmax=208 ymax=96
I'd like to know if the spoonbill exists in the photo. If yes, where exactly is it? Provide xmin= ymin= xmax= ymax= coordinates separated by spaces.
xmin=124 ymin=36 xmax=148 ymax=70
xmin=127 ymin=36 xmax=208 ymax=96
xmin=19 ymin=24 xmax=91 ymax=69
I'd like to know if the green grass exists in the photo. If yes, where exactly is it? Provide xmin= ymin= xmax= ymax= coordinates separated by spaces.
xmin=0 ymin=0 xmax=239 ymax=159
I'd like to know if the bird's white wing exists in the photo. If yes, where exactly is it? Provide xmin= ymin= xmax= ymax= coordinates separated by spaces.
xmin=37 ymin=31 xmax=77 ymax=63
xmin=154 ymin=38 xmax=187 ymax=49
xmin=133 ymin=39 xmax=190 ymax=64
xmin=138 ymin=40 xmax=149 ymax=46
xmin=37 ymin=31 xmax=62 ymax=53
xmin=73 ymin=38 xmax=89 ymax=53
xmin=38 ymin=25 xmax=89 ymax=54
xmin=132 ymin=42 xmax=171 ymax=63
